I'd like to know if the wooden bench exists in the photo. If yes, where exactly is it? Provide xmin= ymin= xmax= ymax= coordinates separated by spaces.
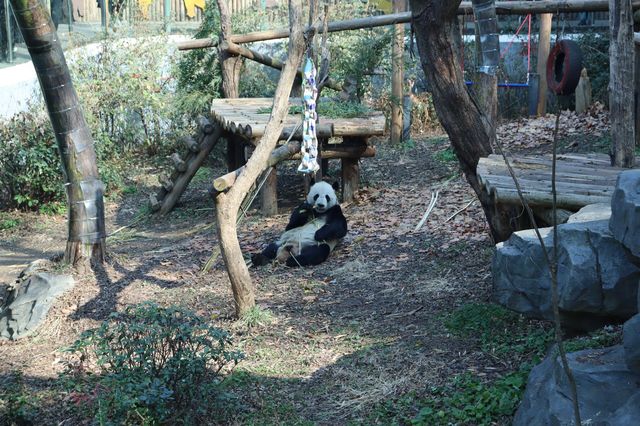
xmin=210 ymin=97 xmax=386 ymax=216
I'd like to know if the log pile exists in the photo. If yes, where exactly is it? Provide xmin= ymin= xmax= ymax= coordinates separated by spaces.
xmin=477 ymin=153 xmax=625 ymax=210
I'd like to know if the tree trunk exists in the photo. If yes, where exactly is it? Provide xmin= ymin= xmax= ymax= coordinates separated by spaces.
xmin=410 ymin=0 xmax=520 ymax=242
xmin=10 ymin=0 xmax=106 ymax=267
xmin=610 ymin=0 xmax=636 ymax=167
xmin=217 ymin=0 xmax=242 ymax=98
xmin=536 ymin=13 xmax=553 ymax=116
xmin=391 ymin=0 xmax=405 ymax=144
xmin=215 ymin=0 xmax=306 ymax=318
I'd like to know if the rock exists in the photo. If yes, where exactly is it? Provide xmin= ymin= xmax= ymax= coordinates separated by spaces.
xmin=567 ymin=203 xmax=611 ymax=223
xmin=514 ymin=345 xmax=640 ymax=426
xmin=0 ymin=272 xmax=75 ymax=340
xmin=493 ymin=220 xmax=640 ymax=330
xmin=610 ymin=170 xmax=640 ymax=258
xmin=624 ymin=314 xmax=640 ymax=373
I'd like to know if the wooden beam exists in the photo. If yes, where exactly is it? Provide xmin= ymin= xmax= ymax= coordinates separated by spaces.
xmin=212 ymin=140 xmax=302 ymax=195
xmin=390 ymin=0 xmax=405 ymax=144
xmin=221 ymin=41 xmax=344 ymax=91
xmin=178 ymin=1 xmax=640 ymax=51
xmin=536 ymin=13 xmax=553 ymax=116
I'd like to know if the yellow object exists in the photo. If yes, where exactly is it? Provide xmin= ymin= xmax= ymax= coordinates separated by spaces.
xmin=371 ymin=0 xmax=393 ymax=14
xmin=138 ymin=0 xmax=154 ymax=18
xmin=183 ymin=0 xmax=206 ymax=18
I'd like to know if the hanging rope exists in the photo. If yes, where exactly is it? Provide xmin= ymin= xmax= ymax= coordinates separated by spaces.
xmin=297 ymin=57 xmax=320 ymax=174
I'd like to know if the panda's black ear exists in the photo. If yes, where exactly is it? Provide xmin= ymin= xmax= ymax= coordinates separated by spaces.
xmin=332 ymin=181 xmax=340 ymax=192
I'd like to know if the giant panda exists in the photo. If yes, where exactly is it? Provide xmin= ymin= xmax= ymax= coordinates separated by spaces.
xmin=252 ymin=181 xmax=348 ymax=267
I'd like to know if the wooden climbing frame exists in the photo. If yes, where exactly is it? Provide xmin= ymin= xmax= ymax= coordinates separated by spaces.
xmin=210 ymin=97 xmax=385 ymax=216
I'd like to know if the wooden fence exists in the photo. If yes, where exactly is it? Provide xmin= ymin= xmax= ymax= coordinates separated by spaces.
xmin=71 ymin=0 xmax=270 ymax=23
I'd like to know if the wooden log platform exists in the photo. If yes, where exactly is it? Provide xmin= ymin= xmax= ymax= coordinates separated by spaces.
xmin=477 ymin=153 xmax=628 ymax=210
xmin=210 ymin=97 xmax=386 ymax=215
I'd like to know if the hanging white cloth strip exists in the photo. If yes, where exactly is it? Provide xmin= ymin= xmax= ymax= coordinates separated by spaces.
xmin=298 ymin=57 xmax=320 ymax=174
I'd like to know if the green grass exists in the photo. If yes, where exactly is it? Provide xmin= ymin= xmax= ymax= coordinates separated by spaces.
xmin=238 ymin=306 xmax=275 ymax=328
xmin=433 ymin=147 xmax=457 ymax=164
xmin=444 ymin=303 xmax=553 ymax=358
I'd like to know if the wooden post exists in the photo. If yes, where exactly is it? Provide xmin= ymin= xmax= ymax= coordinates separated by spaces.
xmin=4 ymin=0 xmax=13 ymax=63
xmin=536 ymin=13 xmax=552 ymax=116
xmin=391 ymin=0 xmax=405 ymax=144
xmin=164 ymin=0 xmax=171 ymax=33
xmin=635 ymin=35 xmax=640 ymax=146
xmin=261 ymin=167 xmax=278 ymax=216
xmin=610 ymin=0 xmax=636 ymax=167
xmin=341 ymin=137 xmax=365 ymax=202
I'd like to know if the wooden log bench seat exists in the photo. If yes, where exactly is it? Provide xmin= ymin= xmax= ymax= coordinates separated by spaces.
xmin=477 ymin=153 xmax=630 ymax=224
xmin=210 ymin=97 xmax=386 ymax=216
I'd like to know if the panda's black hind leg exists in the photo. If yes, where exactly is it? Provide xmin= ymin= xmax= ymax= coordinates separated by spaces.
xmin=285 ymin=244 xmax=331 ymax=267
xmin=252 ymin=243 xmax=279 ymax=267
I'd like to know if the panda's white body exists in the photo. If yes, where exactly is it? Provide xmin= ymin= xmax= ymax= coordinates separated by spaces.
xmin=254 ymin=181 xmax=348 ymax=267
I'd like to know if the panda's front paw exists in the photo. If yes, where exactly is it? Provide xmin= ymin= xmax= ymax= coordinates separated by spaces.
xmin=314 ymin=229 xmax=328 ymax=241
xmin=251 ymin=253 xmax=269 ymax=267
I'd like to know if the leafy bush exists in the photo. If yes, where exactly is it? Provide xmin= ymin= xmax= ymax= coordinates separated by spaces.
xmin=70 ymin=33 xmax=182 ymax=156
xmin=65 ymin=302 xmax=243 ymax=424
xmin=0 ymin=371 xmax=37 ymax=424
xmin=0 ymin=111 xmax=64 ymax=209
xmin=575 ymin=30 xmax=609 ymax=104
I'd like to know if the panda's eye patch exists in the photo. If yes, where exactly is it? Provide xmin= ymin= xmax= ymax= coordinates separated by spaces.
xmin=325 ymin=195 xmax=330 ymax=202
xmin=313 ymin=194 xmax=319 ymax=201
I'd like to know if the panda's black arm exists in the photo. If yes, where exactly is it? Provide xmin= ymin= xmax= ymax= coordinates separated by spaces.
xmin=314 ymin=205 xmax=348 ymax=241
xmin=285 ymin=202 xmax=313 ymax=231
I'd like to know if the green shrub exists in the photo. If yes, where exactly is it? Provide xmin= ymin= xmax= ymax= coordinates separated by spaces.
xmin=0 ymin=371 xmax=37 ymax=424
xmin=0 ymin=111 xmax=64 ymax=209
xmin=575 ymin=30 xmax=609 ymax=104
xmin=65 ymin=302 xmax=243 ymax=424
xmin=70 ymin=33 xmax=182 ymax=156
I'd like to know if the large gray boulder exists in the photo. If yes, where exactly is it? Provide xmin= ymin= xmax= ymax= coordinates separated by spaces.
xmin=493 ymin=220 xmax=640 ymax=330
xmin=0 ymin=272 xmax=74 ymax=340
xmin=567 ymin=203 xmax=611 ymax=223
xmin=623 ymin=314 xmax=640 ymax=374
xmin=610 ymin=170 xmax=640 ymax=258
xmin=514 ymin=345 xmax=640 ymax=426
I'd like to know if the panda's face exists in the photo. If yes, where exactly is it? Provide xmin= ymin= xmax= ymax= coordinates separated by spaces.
xmin=306 ymin=181 xmax=338 ymax=213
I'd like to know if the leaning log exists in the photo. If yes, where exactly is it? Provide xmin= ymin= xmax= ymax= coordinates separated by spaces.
xmin=177 ymin=1 xmax=640 ymax=51
xmin=220 ymin=41 xmax=344 ymax=92
xmin=159 ymin=121 xmax=223 ymax=215
xmin=212 ymin=140 xmax=302 ymax=195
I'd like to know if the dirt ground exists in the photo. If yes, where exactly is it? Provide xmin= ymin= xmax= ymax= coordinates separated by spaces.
xmin=0 ymin=106 xmax=613 ymax=424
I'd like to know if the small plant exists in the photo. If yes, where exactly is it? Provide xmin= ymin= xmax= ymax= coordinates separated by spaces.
xmin=0 ymin=214 xmax=20 ymax=231
xmin=239 ymin=306 xmax=274 ymax=328
xmin=64 ymin=302 xmax=243 ymax=424
xmin=0 ymin=371 xmax=37 ymax=424
xmin=434 ymin=147 xmax=457 ymax=164
xmin=39 ymin=201 xmax=67 ymax=216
